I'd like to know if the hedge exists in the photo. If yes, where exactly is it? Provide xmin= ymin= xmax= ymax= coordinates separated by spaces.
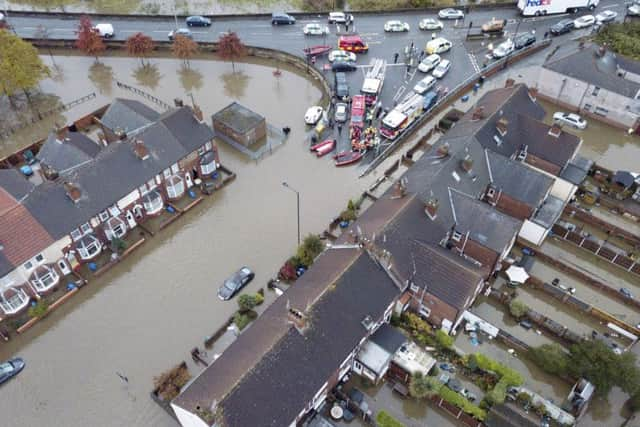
xmin=471 ymin=353 xmax=524 ymax=386
xmin=376 ymin=410 xmax=405 ymax=427
xmin=438 ymin=384 xmax=488 ymax=421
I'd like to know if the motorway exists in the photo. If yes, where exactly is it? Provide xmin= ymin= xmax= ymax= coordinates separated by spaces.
xmin=6 ymin=1 xmax=628 ymax=153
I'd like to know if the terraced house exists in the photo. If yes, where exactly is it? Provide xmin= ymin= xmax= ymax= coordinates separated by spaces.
xmin=0 ymin=100 xmax=220 ymax=320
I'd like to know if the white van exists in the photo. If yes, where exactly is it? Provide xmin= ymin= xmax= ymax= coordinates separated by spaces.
xmin=93 ymin=23 xmax=115 ymax=38
xmin=425 ymin=37 xmax=452 ymax=55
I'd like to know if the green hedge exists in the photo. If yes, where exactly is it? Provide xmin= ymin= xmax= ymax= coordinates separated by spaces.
xmin=438 ymin=385 xmax=488 ymax=421
xmin=376 ymin=410 xmax=405 ymax=427
xmin=595 ymin=22 xmax=640 ymax=61
xmin=471 ymin=353 xmax=524 ymax=387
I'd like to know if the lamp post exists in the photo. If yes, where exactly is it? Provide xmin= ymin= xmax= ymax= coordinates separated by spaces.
xmin=282 ymin=182 xmax=300 ymax=246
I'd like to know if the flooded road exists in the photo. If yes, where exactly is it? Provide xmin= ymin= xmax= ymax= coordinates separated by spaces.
xmin=0 ymin=54 xmax=386 ymax=427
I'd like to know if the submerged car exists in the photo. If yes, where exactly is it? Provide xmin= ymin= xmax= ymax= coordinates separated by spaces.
xmin=217 ymin=267 xmax=255 ymax=300
xmin=384 ymin=20 xmax=410 ymax=32
xmin=0 ymin=357 xmax=25 ymax=385
xmin=438 ymin=8 xmax=464 ymax=19
xmin=303 ymin=22 xmax=329 ymax=35
xmin=186 ymin=15 xmax=212 ymax=27
xmin=419 ymin=18 xmax=443 ymax=30
xmin=553 ymin=112 xmax=587 ymax=129
xmin=304 ymin=106 xmax=324 ymax=125
xmin=168 ymin=28 xmax=193 ymax=40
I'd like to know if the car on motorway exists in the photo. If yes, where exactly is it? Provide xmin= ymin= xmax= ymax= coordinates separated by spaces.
xmin=168 ymin=28 xmax=193 ymax=40
xmin=419 ymin=18 xmax=444 ymax=30
xmin=418 ymin=53 xmax=441 ymax=72
xmin=335 ymin=103 xmax=348 ymax=122
xmin=595 ymin=10 xmax=617 ymax=23
xmin=438 ymin=8 xmax=464 ymax=19
xmin=413 ymin=75 xmax=436 ymax=94
xmin=186 ymin=15 xmax=212 ymax=27
xmin=553 ymin=111 xmax=587 ymax=129
xmin=332 ymin=61 xmax=357 ymax=72
xmin=629 ymin=4 xmax=640 ymax=16
xmin=328 ymin=50 xmax=356 ymax=62
xmin=0 ymin=357 xmax=25 ymax=385
xmin=272 ymin=12 xmax=296 ymax=25
xmin=305 ymin=106 xmax=324 ymax=124
xmin=384 ymin=20 xmax=410 ymax=32
xmin=217 ymin=267 xmax=255 ymax=300
xmin=425 ymin=37 xmax=452 ymax=55
xmin=514 ymin=31 xmax=536 ymax=49
xmin=620 ymin=288 xmax=634 ymax=299
xmin=573 ymin=15 xmax=595 ymax=28
xmin=93 ymin=23 xmax=115 ymax=38
xmin=492 ymin=39 xmax=515 ymax=58
xmin=303 ymin=22 xmax=329 ymax=35
xmin=550 ymin=19 xmax=575 ymax=35
xmin=432 ymin=59 xmax=451 ymax=78
xmin=328 ymin=11 xmax=354 ymax=24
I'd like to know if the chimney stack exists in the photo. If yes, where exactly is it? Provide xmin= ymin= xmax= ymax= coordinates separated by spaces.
xmin=460 ymin=154 xmax=474 ymax=173
xmin=174 ymin=98 xmax=184 ymax=108
xmin=425 ymin=194 xmax=439 ymax=220
xmin=133 ymin=140 xmax=150 ymax=160
xmin=496 ymin=117 xmax=508 ymax=136
xmin=548 ymin=123 xmax=562 ymax=138
xmin=391 ymin=179 xmax=407 ymax=199
xmin=287 ymin=304 xmax=309 ymax=335
xmin=191 ymin=105 xmax=204 ymax=122
xmin=437 ymin=142 xmax=450 ymax=158
xmin=505 ymin=78 xmax=515 ymax=88
xmin=56 ymin=127 xmax=68 ymax=141
xmin=63 ymin=182 xmax=82 ymax=203
xmin=472 ymin=106 xmax=485 ymax=121
xmin=528 ymin=87 xmax=538 ymax=101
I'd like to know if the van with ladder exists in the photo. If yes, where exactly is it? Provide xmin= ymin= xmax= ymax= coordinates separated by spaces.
xmin=361 ymin=58 xmax=386 ymax=106
xmin=379 ymin=93 xmax=424 ymax=140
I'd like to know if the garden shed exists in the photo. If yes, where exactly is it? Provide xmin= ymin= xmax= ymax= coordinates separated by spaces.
xmin=211 ymin=102 xmax=266 ymax=147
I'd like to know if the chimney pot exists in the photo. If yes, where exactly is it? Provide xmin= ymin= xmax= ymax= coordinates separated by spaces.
xmin=425 ymin=197 xmax=439 ymax=220
xmin=287 ymin=307 xmax=309 ymax=335
xmin=472 ymin=106 xmax=485 ymax=121
xmin=437 ymin=142 xmax=450 ymax=158
xmin=63 ymin=182 xmax=82 ymax=203
xmin=496 ymin=117 xmax=509 ymax=136
xmin=505 ymin=78 xmax=515 ymax=88
xmin=461 ymin=154 xmax=474 ymax=173
xmin=548 ymin=123 xmax=562 ymax=138
xmin=174 ymin=98 xmax=184 ymax=107
xmin=191 ymin=105 xmax=204 ymax=122
xmin=133 ymin=140 xmax=150 ymax=160
xmin=528 ymin=87 xmax=538 ymax=101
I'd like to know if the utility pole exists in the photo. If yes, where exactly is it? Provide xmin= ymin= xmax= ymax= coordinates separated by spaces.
xmin=282 ymin=182 xmax=301 ymax=246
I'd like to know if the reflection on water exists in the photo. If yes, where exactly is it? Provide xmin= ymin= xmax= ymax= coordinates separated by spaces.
xmin=88 ymin=61 xmax=114 ymax=95
xmin=221 ymin=71 xmax=250 ymax=99
xmin=178 ymin=65 xmax=203 ymax=92
xmin=132 ymin=64 xmax=162 ymax=90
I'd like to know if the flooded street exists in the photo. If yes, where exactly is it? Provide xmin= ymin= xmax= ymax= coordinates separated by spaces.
xmin=0 ymin=54 xmax=385 ymax=427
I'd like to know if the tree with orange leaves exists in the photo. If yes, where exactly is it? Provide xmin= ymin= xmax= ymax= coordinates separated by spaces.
xmin=171 ymin=35 xmax=198 ymax=67
xmin=125 ymin=32 xmax=155 ymax=66
xmin=75 ymin=15 xmax=105 ymax=62
xmin=217 ymin=30 xmax=247 ymax=72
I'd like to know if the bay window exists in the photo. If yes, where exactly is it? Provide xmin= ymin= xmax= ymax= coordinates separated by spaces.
xmin=76 ymin=234 xmax=102 ymax=261
xmin=30 ymin=265 xmax=60 ymax=293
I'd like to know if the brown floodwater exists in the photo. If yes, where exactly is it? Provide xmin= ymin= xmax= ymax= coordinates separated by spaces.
xmin=0 ymin=54 xmax=390 ymax=427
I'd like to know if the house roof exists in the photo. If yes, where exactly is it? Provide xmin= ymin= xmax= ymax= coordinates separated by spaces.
xmin=485 ymin=150 xmax=553 ymax=208
xmin=450 ymin=189 xmax=522 ymax=254
xmin=219 ymin=253 xmax=400 ymax=427
xmin=410 ymin=240 xmax=484 ymax=310
xmin=370 ymin=323 xmax=406 ymax=354
xmin=99 ymin=98 xmax=161 ymax=135
xmin=560 ymin=156 xmax=593 ymax=185
xmin=0 ymin=188 xmax=54 ymax=277
xmin=23 ymin=107 xmax=214 ymax=239
xmin=357 ymin=340 xmax=394 ymax=375
xmin=544 ymin=45 xmax=640 ymax=99
xmin=211 ymin=102 xmax=265 ymax=135
xmin=37 ymin=131 xmax=101 ymax=174
xmin=532 ymin=195 xmax=565 ymax=229
xmin=486 ymin=403 xmax=540 ymax=427
xmin=0 ymin=169 xmax=34 ymax=202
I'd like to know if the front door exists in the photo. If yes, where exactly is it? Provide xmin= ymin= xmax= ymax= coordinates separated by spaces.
xmin=125 ymin=210 xmax=137 ymax=228
xmin=57 ymin=259 xmax=71 ymax=276
xmin=185 ymin=172 xmax=193 ymax=188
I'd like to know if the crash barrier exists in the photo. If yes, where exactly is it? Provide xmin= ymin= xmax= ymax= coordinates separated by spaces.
xmin=564 ymin=205 xmax=640 ymax=247
xmin=360 ymin=39 xmax=552 ymax=176
xmin=551 ymin=223 xmax=640 ymax=277
xmin=0 ymin=92 xmax=96 ymax=139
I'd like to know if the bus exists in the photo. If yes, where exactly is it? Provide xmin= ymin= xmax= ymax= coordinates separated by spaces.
xmin=517 ymin=0 xmax=599 ymax=16
xmin=379 ymin=94 xmax=424 ymax=140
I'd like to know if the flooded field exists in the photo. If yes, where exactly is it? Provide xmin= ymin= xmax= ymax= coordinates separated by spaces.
xmin=0 ymin=54 xmax=388 ymax=427
xmin=536 ymin=98 xmax=640 ymax=172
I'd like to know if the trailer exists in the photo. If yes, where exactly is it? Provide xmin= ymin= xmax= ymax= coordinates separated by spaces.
xmin=517 ymin=0 xmax=599 ymax=16
xmin=361 ymin=58 xmax=386 ymax=106
xmin=379 ymin=93 xmax=424 ymax=140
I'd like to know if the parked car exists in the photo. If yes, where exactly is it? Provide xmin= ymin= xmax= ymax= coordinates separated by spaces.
xmin=423 ymin=90 xmax=439 ymax=111
xmin=482 ymin=17 xmax=506 ymax=33
xmin=414 ymin=75 xmax=437 ymax=94
xmin=93 ymin=23 xmax=114 ymax=38
xmin=0 ymin=357 xmax=25 ymax=385
xmin=432 ymin=59 xmax=451 ymax=78
xmin=514 ymin=31 xmax=536 ymax=49
xmin=272 ymin=12 xmax=296 ymax=25
xmin=438 ymin=8 xmax=464 ymax=19
xmin=573 ymin=15 xmax=596 ymax=28
xmin=168 ymin=28 xmax=193 ymax=40
xmin=550 ymin=19 xmax=575 ymax=35
xmin=460 ymin=388 xmax=477 ymax=402
xmin=186 ymin=15 xmax=212 ymax=27
xmin=553 ymin=112 xmax=587 ymax=129
xmin=332 ymin=61 xmax=357 ymax=72
xmin=492 ymin=39 xmax=515 ymax=59
xmin=328 ymin=11 xmax=353 ymax=24
xmin=334 ymin=72 xmax=349 ymax=99
xmin=328 ymin=50 xmax=356 ymax=63
xmin=217 ymin=267 xmax=255 ymax=300
xmin=447 ymin=378 xmax=463 ymax=392
xmin=595 ymin=10 xmax=617 ymax=23
xmin=629 ymin=4 xmax=640 ymax=16
xmin=304 ymin=106 xmax=324 ymax=124
xmin=425 ymin=37 xmax=452 ymax=55
xmin=384 ymin=20 xmax=410 ymax=32
xmin=334 ymin=103 xmax=348 ymax=122
xmin=419 ymin=18 xmax=443 ymax=30
xmin=620 ymin=288 xmax=634 ymax=299
xmin=303 ymin=22 xmax=329 ymax=35
xmin=439 ymin=362 xmax=456 ymax=373
xmin=418 ymin=53 xmax=441 ymax=72
xmin=519 ymin=319 xmax=533 ymax=330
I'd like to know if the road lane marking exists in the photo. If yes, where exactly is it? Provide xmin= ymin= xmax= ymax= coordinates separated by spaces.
xmin=393 ymin=86 xmax=407 ymax=102
xmin=468 ymin=53 xmax=481 ymax=73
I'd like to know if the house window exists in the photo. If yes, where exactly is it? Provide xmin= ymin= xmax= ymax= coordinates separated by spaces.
xmin=138 ymin=184 xmax=147 ymax=195
xmin=31 ymin=265 xmax=59 ymax=292
xmin=147 ymin=179 xmax=156 ymax=189
xmin=419 ymin=306 xmax=431 ymax=318
xmin=594 ymin=107 xmax=609 ymax=117
xmin=452 ymin=230 xmax=463 ymax=242
xmin=99 ymin=211 xmax=110 ymax=222
xmin=171 ymin=163 xmax=180 ymax=174
xmin=108 ymin=205 xmax=121 ymax=217
xmin=0 ymin=288 xmax=28 ymax=315
xmin=105 ymin=218 xmax=127 ymax=240
xmin=354 ymin=361 xmax=363 ymax=371
xmin=410 ymin=283 xmax=420 ymax=293
xmin=166 ymin=175 xmax=185 ymax=199
xmin=143 ymin=191 xmax=164 ymax=215
xmin=23 ymin=260 xmax=33 ymax=270
xmin=205 ymin=141 xmax=212 ymax=150
xmin=591 ymin=86 xmax=600 ymax=96
xmin=163 ymin=168 xmax=171 ymax=179
xmin=200 ymin=151 xmax=217 ymax=175
xmin=70 ymin=229 xmax=83 ymax=241
xmin=583 ymin=103 xmax=592 ymax=111
xmin=80 ymin=223 xmax=92 ymax=235
xmin=197 ymin=146 xmax=206 ymax=155
xmin=77 ymin=234 xmax=101 ymax=260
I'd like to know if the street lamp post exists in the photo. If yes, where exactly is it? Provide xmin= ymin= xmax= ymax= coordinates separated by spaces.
xmin=282 ymin=182 xmax=300 ymax=246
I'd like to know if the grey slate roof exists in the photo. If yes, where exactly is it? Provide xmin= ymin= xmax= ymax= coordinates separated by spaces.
xmin=211 ymin=102 xmax=265 ymax=134
xmin=0 ymin=169 xmax=34 ymax=201
xmin=219 ymin=253 xmax=400 ymax=427
xmin=532 ymin=195 xmax=565 ymax=229
xmin=544 ymin=45 xmax=640 ymax=99
xmin=560 ymin=156 xmax=593 ymax=185
xmin=411 ymin=240 xmax=484 ymax=310
xmin=99 ymin=98 xmax=161 ymax=135
xmin=37 ymin=131 xmax=101 ymax=174
xmin=450 ymin=188 xmax=522 ymax=254
xmin=485 ymin=150 xmax=553 ymax=208
xmin=23 ymin=107 xmax=214 ymax=239
xmin=370 ymin=323 xmax=406 ymax=354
